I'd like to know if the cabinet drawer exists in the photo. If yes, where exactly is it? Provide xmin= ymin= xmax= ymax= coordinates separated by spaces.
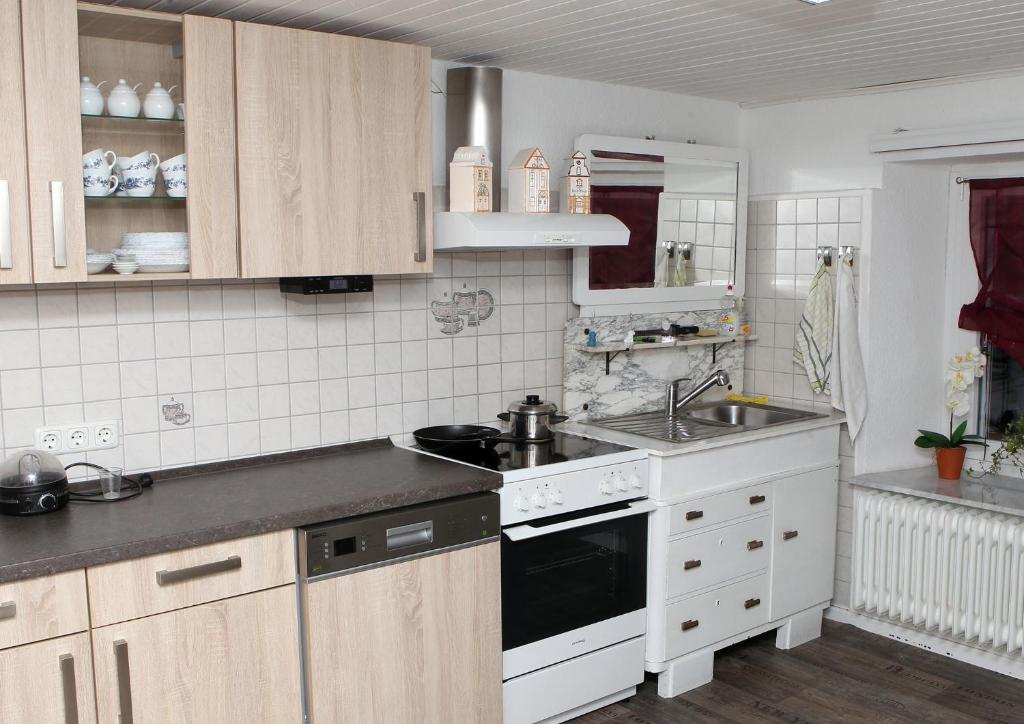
xmin=0 ymin=570 xmax=89 ymax=651
xmin=87 ymin=530 xmax=295 ymax=627
xmin=668 ymin=482 xmax=771 ymax=535
xmin=663 ymin=574 xmax=769 ymax=660
xmin=666 ymin=516 xmax=770 ymax=599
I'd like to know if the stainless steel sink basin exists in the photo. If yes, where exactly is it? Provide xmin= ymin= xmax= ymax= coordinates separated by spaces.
xmin=590 ymin=401 xmax=826 ymax=444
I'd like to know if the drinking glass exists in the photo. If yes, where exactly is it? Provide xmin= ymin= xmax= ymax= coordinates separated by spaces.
xmin=99 ymin=467 xmax=123 ymax=500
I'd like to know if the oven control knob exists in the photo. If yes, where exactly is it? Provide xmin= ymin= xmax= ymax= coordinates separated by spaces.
xmin=514 ymin=494 xmax=530 ymax=512
xmin=599 ymin=479 xmax=614 ymax=495
xmin=615 ymin=474 xmax=629 ymax=492
xmin=547 ymin=489 xmax=564 ymax=505
xmin=628 ymin=473 xmax=643 ymax=489
xmin=531 ymin=492 xmax=547 ymax=509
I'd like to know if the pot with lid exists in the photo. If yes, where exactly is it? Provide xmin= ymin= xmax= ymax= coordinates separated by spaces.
xmin=0 ymin=449 xmax=69 ymax=516
xmin=498 ymin=395 xmax=568 ymax=441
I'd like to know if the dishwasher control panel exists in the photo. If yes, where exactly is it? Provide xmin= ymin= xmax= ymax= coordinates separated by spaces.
xmin=300 ymin=492 xmax=499 ymax=579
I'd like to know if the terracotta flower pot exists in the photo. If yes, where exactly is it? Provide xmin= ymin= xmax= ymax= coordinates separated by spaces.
xmin=936 ymin=446 xmax=967 ymax=480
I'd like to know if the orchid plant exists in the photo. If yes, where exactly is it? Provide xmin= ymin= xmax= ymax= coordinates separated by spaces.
xmin=914 ymin=347 xmax=989 ymax=450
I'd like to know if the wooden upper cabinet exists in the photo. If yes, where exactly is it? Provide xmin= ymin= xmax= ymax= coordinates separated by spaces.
xmin=235 ymin=23 xmax=433 ymax=278
xmin=0 ymin=0 xmax=34 ymax=285
xmin=21 ymin=0 xmax=87 ymax=283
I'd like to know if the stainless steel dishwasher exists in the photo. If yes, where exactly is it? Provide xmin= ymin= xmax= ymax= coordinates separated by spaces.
xmin=297 ymin=492 xmax=503 ymax=723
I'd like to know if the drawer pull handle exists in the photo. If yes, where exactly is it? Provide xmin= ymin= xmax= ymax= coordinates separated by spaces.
xmin=50 ymin=181 xmax=66 ymax=268
xmin=59 ymin=653 xmax=79 ymax=724
xmin=685 ymin=510 xmax=704 ymax=521
xmin=681 ymin=619 xmax=699 ymax=631
xmin=783 ymin=530 xmax=799 ymax=541
xmin=744 ymin=597 xmax=762 ymax=610
xmin=114 ymin=639 xmax=133 ymax=724
xmin=749 ymin=494 xmax=766 ymax=505
xmin=156 ymin=555 xmax=241 ymax=586
xmin=683 ymin=559 xmax=702 ymax=570
xmin=413 ymin=191 xmax=427 ymax=262
xmin=747 ymin=539 xmax=764 ymax=551
xmin=0 ymin=600 xmax=15 ymax=620
xmin=0 ymin=180 xmax=11 ymax=269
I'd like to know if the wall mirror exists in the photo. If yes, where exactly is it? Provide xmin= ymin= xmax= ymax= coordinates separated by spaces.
xmin=572 ymin=135 xmax=748 ymax=313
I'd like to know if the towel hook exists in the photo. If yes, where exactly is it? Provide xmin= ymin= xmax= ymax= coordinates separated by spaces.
xmin=816 ymin=246 xmax=833 ymax=268
xmin=840 ymin=245 xmax=856 ymax=265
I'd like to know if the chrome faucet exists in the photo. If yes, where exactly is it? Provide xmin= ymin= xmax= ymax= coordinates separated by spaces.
xmin=665 ymin=370 xmax=731 ymax=415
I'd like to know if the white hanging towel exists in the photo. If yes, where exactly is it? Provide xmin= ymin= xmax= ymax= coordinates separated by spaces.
xmin=831 ymin=255 xmax=868 ymax=441
xmin=793 ymin=263 xmax=834 ymax=394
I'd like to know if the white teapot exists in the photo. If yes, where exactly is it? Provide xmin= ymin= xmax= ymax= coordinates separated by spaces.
xmin=80 ymin=76 xmax=106 ymax=116
xmin=107 ymin=79 xmax=142 ymax=118
xmin=143 ymin=82 xmax=178 ymax=120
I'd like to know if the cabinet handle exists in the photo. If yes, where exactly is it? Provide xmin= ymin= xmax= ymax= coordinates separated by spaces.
xmin=156 ymin=555 xmax=241 ymax=586
xmin=59 ymin=653 xmax=79 ymax=724
xmin=683 ymin=559 xmax=702 ymax=570
xmin=0 ymin=600 xmax=15 ymax=620
xmin=413 ymin=191 xmax=427 ymax=262
xmin=749 ymin=494 xmax=766 ymax=505
xmin=50 ymin=181 xmax=66 ymax=268
xmin=685 ymin=510 xmax=704 ymax=521
xmin=783 ymin=530 xmax=799 ymax=541
xmin=0 ymin=180 xmax=11 ymax=269
xmin=747 ymin=539 xmax=764 ymax=551
xmin=681 ymin=619 xmax=699 ymax=631
xmin=114 ymin=639 xmax=133 ymax=724
xmin=744 ymin=597 xmax=761 ymax=610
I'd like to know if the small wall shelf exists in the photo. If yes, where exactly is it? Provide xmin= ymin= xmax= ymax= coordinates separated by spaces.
xmin=83 ymin=271 xmax=190 ymax=282
xmin=575 ymin=335 xmax=758 ymax=374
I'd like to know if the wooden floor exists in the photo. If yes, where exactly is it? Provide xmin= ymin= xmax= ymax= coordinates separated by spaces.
xmin=574 ymin=620 xmax=1024 ymax=723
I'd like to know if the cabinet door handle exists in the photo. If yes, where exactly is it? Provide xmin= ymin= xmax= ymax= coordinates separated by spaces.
xmin=683 ymin=559 xmax=702 ymax=570
xmin=156 ymin=555 xmax=241 ymax=586
xmin=744 ymin=597 xmax=761 ymax=610
xmin=0 ymin=180 xmax=11 ymax=269
xmin=59 ymin=653 xmax=79 ymax=724
xmin=114 ymin=639 xmax=133 ymax=724
xmin=747 ymin=539 xmax=764 ymax=551
xmin=749 ymin=494 xmax=766 ymax=505
xmin=0 ymin=600 xmax=15 ymax=620
xmin=783 ymin=530 xmax=799 ymax=541
xmin=413 ymin=191 xmax=427 ymax=262
xmin=685 ymin=510 xmax=704 ymax=521
xmin=50 ymin=181 xmax=66 ymax=268
xmin=681 ymin=619 xmax=699 ymax=631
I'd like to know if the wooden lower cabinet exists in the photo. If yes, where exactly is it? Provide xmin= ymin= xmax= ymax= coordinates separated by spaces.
xmin=90 ymin=585 xmax=301 ymax=724
xmin=0 ymin=632 xmax=97 ymax=724
xmin=304 ymin=542 xmax=502 ymax=723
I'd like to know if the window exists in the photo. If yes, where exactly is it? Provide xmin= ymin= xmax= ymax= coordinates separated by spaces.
xmin=982 ymin=342 xmax=1024 ymax=439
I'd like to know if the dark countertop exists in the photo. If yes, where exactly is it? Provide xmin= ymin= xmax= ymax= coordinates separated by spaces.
xmin=0 ymin=439 xmax=501 ymax=584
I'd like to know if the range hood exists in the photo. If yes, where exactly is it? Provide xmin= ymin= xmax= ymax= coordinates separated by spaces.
xmin=433 ymin=212 xmax=629 ymax=252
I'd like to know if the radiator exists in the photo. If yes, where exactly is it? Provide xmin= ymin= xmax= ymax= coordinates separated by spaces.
xmin=852 ymin=489 xmax=1024 ymax=655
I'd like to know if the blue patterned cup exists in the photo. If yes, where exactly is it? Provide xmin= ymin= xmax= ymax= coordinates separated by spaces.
xmin=159 ymin=153 xmax=187 ymax=198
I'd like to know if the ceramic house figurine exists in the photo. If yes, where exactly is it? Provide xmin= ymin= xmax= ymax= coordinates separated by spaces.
xmin=508 ymin=147 xmax=551 ymax=213
xmin=564 ymin=150 xmax=591 ymax=214
xmin=449 ymin=146 xmax=493 ymax=212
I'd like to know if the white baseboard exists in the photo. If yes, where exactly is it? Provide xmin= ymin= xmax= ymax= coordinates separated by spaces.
xmin=825 ymin=607 xmax=1024 ymax=681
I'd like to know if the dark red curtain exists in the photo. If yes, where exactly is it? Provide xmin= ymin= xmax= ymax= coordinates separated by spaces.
xmin=588 ymin=185 xmax=662 ymax=289
xmin=959 ymin=179 xmax=1024 ymax=366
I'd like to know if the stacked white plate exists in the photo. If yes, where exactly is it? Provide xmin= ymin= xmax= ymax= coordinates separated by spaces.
xmin=119 ymin=232 xmax=190 ymax=273
xmin=86 ymin=249 xmax=114 ymax=275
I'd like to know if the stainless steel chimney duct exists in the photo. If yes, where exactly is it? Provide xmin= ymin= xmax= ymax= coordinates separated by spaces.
xmin=446 ymin=67 xmax=502 ymax=211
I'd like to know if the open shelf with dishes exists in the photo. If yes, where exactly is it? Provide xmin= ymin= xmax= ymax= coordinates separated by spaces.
xmin=78 ymin=4 xmax=190 ymax=280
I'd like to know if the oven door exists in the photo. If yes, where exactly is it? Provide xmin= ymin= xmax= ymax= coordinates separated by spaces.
xmin=501 ymin=499 xmax=654 ymax=680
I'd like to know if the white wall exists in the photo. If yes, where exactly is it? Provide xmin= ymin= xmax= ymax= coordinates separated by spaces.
xmin=742 ymin=74 xmax=1024 ymax=195
xmin=432 ymin=61 xmax=742 ymax=189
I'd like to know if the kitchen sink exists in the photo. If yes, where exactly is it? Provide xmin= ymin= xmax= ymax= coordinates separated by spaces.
xmin=590 ymin=401 xmax=827 ymax=444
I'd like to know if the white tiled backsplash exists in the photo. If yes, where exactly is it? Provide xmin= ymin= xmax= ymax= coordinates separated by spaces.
xmin=0 ymin=250 xmax=575 ymax=475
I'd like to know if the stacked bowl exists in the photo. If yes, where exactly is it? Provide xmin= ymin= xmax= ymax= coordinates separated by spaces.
xmin=119 ymin=232 xmax=190 ymax=272
xmin=86 ymin=249 xmax=114 ymax=275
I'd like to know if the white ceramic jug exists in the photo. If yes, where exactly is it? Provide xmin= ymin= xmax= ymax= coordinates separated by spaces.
xmin=143 ymin=82 xmax=178 ymax=120
xmin=80 ymin=76 xmax=106 ymax=116
xmin=107 ymin=79 xmax=142 ymax=118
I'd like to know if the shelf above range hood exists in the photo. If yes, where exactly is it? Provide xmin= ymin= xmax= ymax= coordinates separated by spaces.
xmin=433 ymin=212 xmax=629 ymax=252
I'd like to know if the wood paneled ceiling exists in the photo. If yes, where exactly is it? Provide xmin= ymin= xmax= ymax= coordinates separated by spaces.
xmin=96 ymin=0 xmax=1024 ymax=105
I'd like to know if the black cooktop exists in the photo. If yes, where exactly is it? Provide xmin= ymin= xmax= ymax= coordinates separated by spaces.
xmin=418 ymin=431 xmax=636 ymax=473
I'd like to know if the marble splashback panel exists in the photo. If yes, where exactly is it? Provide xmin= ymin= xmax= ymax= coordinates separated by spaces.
xmin=562 ymin=311 xmax=745 ymax=420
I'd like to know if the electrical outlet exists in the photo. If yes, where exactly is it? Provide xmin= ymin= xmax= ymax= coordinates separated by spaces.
xmin=34 ymin=420 xmax=119 ymax=454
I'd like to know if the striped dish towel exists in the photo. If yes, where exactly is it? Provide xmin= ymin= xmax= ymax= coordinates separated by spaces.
xmin=793 ymin=263 xmax=834 ymax=394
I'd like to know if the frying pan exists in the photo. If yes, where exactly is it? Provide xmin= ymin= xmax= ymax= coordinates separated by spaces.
xmin=413 ymin=425 xmax=504 ymax=453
